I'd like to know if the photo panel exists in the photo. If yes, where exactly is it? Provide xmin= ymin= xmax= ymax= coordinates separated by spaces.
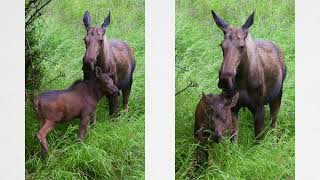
xmin=175 ymin=0 xmax=294 ymax=179
xmin=25 ymin=0 xmax=145 ymax=178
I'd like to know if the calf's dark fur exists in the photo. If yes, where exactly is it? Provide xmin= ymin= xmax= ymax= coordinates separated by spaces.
xmin=194 ymin=92 xmax=239 ymax=163
xmin=33 ymin=67 xmax=118 ymax=153
xmin=195 ymin=92 xmax=239 ymax=145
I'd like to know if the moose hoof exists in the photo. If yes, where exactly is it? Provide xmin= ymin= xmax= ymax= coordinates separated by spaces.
xmin=271 ymin=122 xmax=277 ymax=129
xmin=78 ymin=135 xmax=85 ymax=142
xmin=40 ymin=149 xmax=47 ymax=158
xmin=124 ymin=105 xmax=129 ymax=112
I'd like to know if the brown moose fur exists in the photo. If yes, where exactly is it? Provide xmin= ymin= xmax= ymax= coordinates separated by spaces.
xmin=33 ymin=67 xmax=119 ymax=154
xmin=194 ymin=92 xmax=239 ymax=164
xmin=194 ymin=92 xmax=239 ymax=145
xmin=212 ymin=11 xmax=286 ymax=140
xmin=82 ymin=11 xmax=136 ymax=116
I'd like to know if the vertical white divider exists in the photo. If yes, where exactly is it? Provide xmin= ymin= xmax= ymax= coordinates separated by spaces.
xmin=0 ymin=0 xmax=24 ymax=179
xmin=296 ymin=0 xmax=320 ymax=179
xmin=145 ymin=0 xmax=175 ymax=179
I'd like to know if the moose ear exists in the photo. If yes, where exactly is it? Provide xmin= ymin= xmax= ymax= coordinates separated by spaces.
xmin=202 ymin=92 xmax=206 ymax=99
xmin=83 ymin=11 xmax=91 ymax=31
xmin=242 ymin=10 xmax=255 ymax=30
xmin=211 ymin=10 xmax=228 ymax=32
xmin=202 ymin=92 xmax=214 ymax=104
xmin=225 ymin=92 xmax=239 ymax=109
xmin=101 ymin=12 xmax=111 ymax=33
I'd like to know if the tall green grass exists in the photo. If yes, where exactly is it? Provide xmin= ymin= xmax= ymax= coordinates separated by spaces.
xmin=25 ymin=0 xmax=145 ymax=179
xmin=175 ymin=0 xmax=294 ymax=179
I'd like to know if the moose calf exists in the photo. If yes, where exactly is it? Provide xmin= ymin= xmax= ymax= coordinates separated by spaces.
xmin=195 ymin=92 xmax=239 ymax=145
xmin=194 ymin=92 xmax=239 ymax=163
xmin=33 ymin=67 xmax=119 ymax=154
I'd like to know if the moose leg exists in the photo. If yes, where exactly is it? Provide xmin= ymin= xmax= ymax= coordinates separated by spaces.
xmin=36 ymin=120 xmax=56 ymax=154
xmin=89 ymin=111 xmax=96 ymax=125
xmin=269 ymin=90 xmax=282 ymax=129
xmin=79 ymin=113 xmax=90 ymax=141
xmin=122 ymin=79 xmax=132 ymax=112
xmin=107 ymin=95 xmax=119 ymax=117
xmin=39 ymin=118 xmax=45 ymax=129
xmin=253 ymin=105 xmax=265 ymax=141
xmin=35 ymin=110 xmax=45 ymax=129
xmin=194 ymin=128 xmax=208 ymax=165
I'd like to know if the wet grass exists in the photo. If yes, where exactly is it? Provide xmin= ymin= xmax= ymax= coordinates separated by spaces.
xmin=25 ymin=0 xmax=145 ymax=179
xmin=175 ymin=0 xmax=294 ymax=179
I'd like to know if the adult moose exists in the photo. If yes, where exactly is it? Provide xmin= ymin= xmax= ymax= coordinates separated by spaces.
xmin=211 ymin=10 xmax=286 ymax=141
xmin=82 ymin=11 xmax=136 ymax=116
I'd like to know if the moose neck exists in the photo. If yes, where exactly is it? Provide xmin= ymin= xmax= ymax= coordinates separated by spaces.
xmin=239 ymin=33 xmax=259 ymax=75
xmin=86 ymin=79 xmax=105 ymax=102
xmin=97 ymin=37 xmax=110 ymax=67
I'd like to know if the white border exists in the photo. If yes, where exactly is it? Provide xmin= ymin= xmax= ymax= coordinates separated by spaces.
xmin=145 ymin=0 xmax=175 ymax=179
xmin=296 ymin=0 xmax=320 ymax=179
xmin=0 ymin=0 xmax=25 ymax=179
